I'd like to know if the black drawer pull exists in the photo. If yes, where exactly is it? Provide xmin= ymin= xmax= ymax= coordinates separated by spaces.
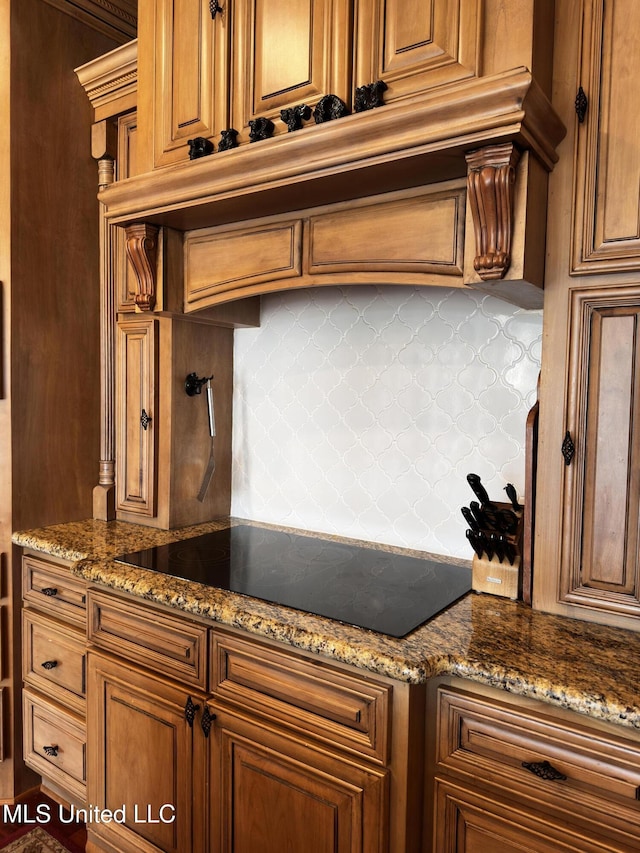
xmin=201 ymin=706 xmax=216 ymax=738
xmin=184 ymin=696 xmax=200 ymax=728
xmin=522 ymin=759 xmax=567 ymax=781
xmin=41 ymin=660 xmax=58 ymax=670
xmin=43 ymin=745 xmax=59 ymax=757
xmin=41 ymin=587 xmax=58 ymax=597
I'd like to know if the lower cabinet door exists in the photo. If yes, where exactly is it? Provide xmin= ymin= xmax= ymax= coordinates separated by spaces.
xmin=87 ymin=652 xmax=207 ymax=853
xmin=434 ymin=780 xmax=631 ymax=853
xmin=208 ymin=706 xmax=389 ymax=853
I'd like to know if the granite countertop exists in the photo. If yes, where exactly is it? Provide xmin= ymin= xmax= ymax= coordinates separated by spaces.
xmin=13 ymin=517 xmax=640 ymax=733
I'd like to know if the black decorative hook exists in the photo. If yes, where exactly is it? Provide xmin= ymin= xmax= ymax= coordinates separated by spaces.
xmin=185 ymin=373 xmax=213 ymax=396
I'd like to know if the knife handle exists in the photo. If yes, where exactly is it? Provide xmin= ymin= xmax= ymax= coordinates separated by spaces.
xmin=465 ymin=528 xmax=483 ymax=559
xmin=467 ymin=473 xmax=492 ymax=506
xmin=461 ymin=506 xmax=480 ymax=533
xmin=504 ymin=483 xmax=521 ymax=511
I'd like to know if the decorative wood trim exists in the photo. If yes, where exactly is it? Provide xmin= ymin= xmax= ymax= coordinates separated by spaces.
xmin=125 ymin=224 xmax=160 ymax=312
xmin=465 ymin=143 xmax=521 ymax=281
xmin=41 ymin=0 xmax=136 ymax=43
xmin=75 ymin=39 xmax=137 ymax=119
xmin=101 ymin=69 xmax=566 ymax=231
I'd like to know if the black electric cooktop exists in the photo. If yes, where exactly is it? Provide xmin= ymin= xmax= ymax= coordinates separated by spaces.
xmin=114 ymin=525 xmax=471 ymax=638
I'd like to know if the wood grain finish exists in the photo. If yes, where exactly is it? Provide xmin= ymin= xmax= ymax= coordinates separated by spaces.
xmin=22 ymin=609 xmax=86 ymax=715
xmin=211 ymin=630 xmax=391 ymax=763
xmin=89 ymin=588 xmax=208 ymax=688
xmin=572 ymin=0 xmax=640 ymax=273
xmin=23 ymin=689 xmax=87 ymax=806
xmin=151 ymin=0 xmax=229 ymax=168
xmin=560 ymin=287 xmax=640 ymax=617
xmin=116 ymin=317 xmax=158 ymax=517
xmin=427 ymin=679 xmax=640 ymax=853
xmin=209 ymin=712 xmax=389 ymax=853
xmin=231 ymin=0 xmax=352 ymax=142
xmin=22 ymin=554 xmax=87 ymax=628
xmin=87 ymin=652 xmax=206 ymax=853
xmin=125 ymin=224 xmax=160 ymax=312
xmin=184 ymin=183 xmax=466 ymax=309
xmin=355 ymin=0 xmax=481 ymax=102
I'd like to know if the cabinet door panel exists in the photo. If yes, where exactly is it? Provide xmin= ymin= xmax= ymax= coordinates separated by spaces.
xmin=355 ymin=0 xmax=481 ymax=103
xmin=232 ymin=0 xmax=351 ymax=140
xmin=572 ymin=0 xmax=640 ymax=272
xmin=434 ymin=780 xmax=623 ymax=853
xmin=561 ymin=288 xmax=640 ymax=615
xmin=210 ymin=712 xmax=388 ymax=852
xmin=116 ymin=318 xmax=157 ymax=517
xmin=88 ymin=654 xmax=204 ymax=853
xmin=153 ymin=0 xmax=229 ymax=167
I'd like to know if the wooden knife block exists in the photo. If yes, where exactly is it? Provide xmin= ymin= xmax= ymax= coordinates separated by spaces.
xmin=471 ymin=500 xmax=524 ymax=600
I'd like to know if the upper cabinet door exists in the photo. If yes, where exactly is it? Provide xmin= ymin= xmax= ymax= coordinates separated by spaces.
xmin=354 ymin=0 xmax=481 ymax=104
xmin=153 ymin=0 xmax=230 ymax=167
xmin=231 ymin=0 xmax=352 ymax=142
xmin=572 ymin=0 xmax=640 ymax=273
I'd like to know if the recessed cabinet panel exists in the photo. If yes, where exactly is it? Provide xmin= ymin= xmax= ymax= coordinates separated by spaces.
xmin=154 ymin=0 xmax=229 ymax=167
xmin=116 ymin=318 xmax=157 ymax=517
xmin=572 ymin=0 xmax=640 ymax=272
xmin=561 ymin=288 xmax=640 ymax=616
xmin=185 ymin=220 xmax=303 ymax=310
xmin=231 ymin=0 xmax=352 ymax=140
xmin=355 ymin=0 xmax=481 ymax=103
xmin=308 ymin=186 xmax=465 ymax=276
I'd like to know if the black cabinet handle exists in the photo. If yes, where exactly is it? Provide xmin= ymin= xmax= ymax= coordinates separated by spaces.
xmin=209 ymin=0 xmax=222 ymax=18
xmin=41 ymin=660 xmax=58 ymax=670
xmin=522 ymin=760 xmax=567 ymax=781
xmin=184 ymin=696 xmax=200 ymax=728
xmin=201 ymin=706 xmax=216 ymax=738
xmin=41 ymin=587 xmax=58 ymax=597
xmin=140 ymin=409 xmax=152 ymax=430
xmin=43 ymin=745 xmax=59 ymax=757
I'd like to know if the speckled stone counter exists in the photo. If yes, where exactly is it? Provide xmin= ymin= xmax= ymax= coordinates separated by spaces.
xmin=13 ymin=517 xmax=640 ymax=732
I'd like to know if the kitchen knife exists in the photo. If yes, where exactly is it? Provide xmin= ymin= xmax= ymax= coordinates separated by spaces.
xmin=197 ymin=377 xmax=216 ymax=502
xmin=465 ymin=528 xmax=484 ymax=559
xmin=467 ymin=473 xmax=494 ymax=507
xmin=495 ymin=508 xmax=519 ymax=535
xmin=461 ymin=506 xmax=480 ymax=533
xmin=490 ymin=532 xmax=505 ymax=563
xmin=504 ymin=483 xmax=521 ymax=511
xmin=469 ymin=501 xmax=488 ymax=531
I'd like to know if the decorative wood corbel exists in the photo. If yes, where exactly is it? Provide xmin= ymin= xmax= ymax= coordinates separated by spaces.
xmin=465 ymin=143 xmax=521 ymax=281
xmin=125 ymin=223 xmax=159 ymax=311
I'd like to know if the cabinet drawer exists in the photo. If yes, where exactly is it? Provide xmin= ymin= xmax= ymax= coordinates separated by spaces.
xmin=211 ymin=630 xmax=391 ymax=763
xmin=23 ymin=689 xmax=86 ymax=804
xmin=436 ymin=686 xmax=640 ymax=808
xmin=23 ymin=554 xmax=86 ymax=627
xmin=88 ymin=589 xmax=208 ymax=689
xmin=23 ymin=610 xmax=86 ymax=715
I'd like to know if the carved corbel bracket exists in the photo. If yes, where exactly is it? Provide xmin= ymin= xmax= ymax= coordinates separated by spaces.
xmin=125 ymin=223 xmax=159 ymax=311
xmin=466 ymin=143 xmax=521 ymax=281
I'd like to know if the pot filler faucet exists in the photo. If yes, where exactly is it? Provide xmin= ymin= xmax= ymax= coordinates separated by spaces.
xmin=185 ymin=372 xmax=216 ymax=501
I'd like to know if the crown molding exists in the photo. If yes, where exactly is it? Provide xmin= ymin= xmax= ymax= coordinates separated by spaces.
xmin=41 ymin=0 xmax=137 ymax=43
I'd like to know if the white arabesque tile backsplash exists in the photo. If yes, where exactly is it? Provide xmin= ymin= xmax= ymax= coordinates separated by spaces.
xmin=231 ymin=286 xmax=542 ymax=559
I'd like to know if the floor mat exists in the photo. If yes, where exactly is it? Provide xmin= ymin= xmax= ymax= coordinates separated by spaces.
xmin=0 ymin=825 xmax=79 ymax=852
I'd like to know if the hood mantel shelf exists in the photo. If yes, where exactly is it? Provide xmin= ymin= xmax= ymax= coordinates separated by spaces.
xmin=100 ymin=67 xmax=565 ymax=235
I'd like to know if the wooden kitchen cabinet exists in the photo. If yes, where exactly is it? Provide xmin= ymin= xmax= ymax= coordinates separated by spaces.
xmin=21 ymin=551 xmax=88 ymax=807
xmin=138 ymin=0 xmax=520 ymax=168
xmin=115 ymin=314 xmax=234 ymax=529
xmin=571 ymin=0 xmax=640 ymax=274
xmin=230 ymin=0 xmax=352 ymax=144
xmin=208 ymin=707 xmax=388 ymax=852
xmin=146 ymin=0 xmax=230 ymax=169
xmin=87 ymin=651 xmax=207 ymax=853
xmin=354 ymin=0 xmax=481 ymax=105
xmin=533 ymin=0 xmax=640 ymax=630
xmin=426 ymin=678 xmax=640 ymax=853
xmin=86 ymin=586 xmax=424 ymax=852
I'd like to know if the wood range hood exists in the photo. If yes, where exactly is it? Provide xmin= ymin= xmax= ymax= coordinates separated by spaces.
xmin=88 ymin=40 xmax=566 ymax=314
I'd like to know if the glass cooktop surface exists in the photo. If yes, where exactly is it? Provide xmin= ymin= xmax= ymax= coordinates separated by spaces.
xmin=114 ymin=525 xmax=471 ymax=638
